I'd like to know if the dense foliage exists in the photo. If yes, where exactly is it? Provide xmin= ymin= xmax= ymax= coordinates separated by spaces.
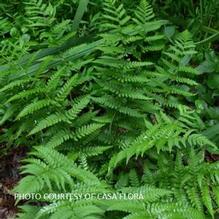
xmin=0 ymin=0 xmax=219 ymax=218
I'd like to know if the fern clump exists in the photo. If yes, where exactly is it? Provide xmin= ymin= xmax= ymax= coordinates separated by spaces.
xmin=0 ymin=0 xmax=218 ymax=219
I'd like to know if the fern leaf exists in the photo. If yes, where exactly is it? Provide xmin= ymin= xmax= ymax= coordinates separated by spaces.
xmin=65 ymin=96 xmax=90 ymax=120
xmin=28 ymin=112 xmax=68 ymax=135
xmin=0 ymin=78 xmax=34 ymax=93
xmin=200 ymin=184 xmax=214 ymax=217
xmin=16 ymin=99 xmax=59 ymax=119
xmin=133 ymin=0 xmax=155 ymax=24
xmin=55 ymin=74 xmax=79 ymax=102
xmin=7 ymin=87 xmax=47 ymax=103
xmin=46 ymin=123 xmax=104 ymax=148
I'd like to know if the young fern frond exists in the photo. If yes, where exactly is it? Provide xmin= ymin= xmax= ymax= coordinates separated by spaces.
xmin=29 ymin=96 xmax=91 ymax=135
xmin=6 ymin=87 xmax=47 ymax=103
xmin=129 ymin=169 xmax=140 ymax=187
xmin=100 ymin=0 xmax=130 ymax=32
xmin=14 ymin=146 xmax=101 ymax=194
xmin=28 ymin=112 xmax=68 ymax=136
xmin=200 ymin=184 xmax=214 ymax=217
xmin=108 ymin=121 xmax=181 ymax=170
xmin=0 ymin=78 xmax=35 ymax=93
xmin=55 ymin=74 xmax=79 ymax=102
xmin=65 ymin=96 xmax=90 ymax=120
xmin=16 ymin=99 xmax=59 ymax=119
xmin=46 ymin=67 xmax=66 ymax=91
xmin=24 ymin=0 xmax=56 ymax=29
xmin=45 ymin=123 xmax=104 ymax=148
xmin=93 ymin=96 xmax=143 ymax=118
xmin=79 ymin=146 xmax=112 ymax=157
xmin=133 ymin=0 xmax=155 ymax=24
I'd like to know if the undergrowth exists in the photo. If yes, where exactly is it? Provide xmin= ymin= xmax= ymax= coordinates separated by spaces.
xmin=0 ymin=0 xmax=219 ymax=218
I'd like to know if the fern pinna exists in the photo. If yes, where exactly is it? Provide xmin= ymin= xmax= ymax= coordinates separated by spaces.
xmin=0 ymin=0 xmax=218 ymax=218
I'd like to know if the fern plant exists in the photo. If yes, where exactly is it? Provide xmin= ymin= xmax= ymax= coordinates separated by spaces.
xmin=0 ymin=0 xmax=218 ymax=219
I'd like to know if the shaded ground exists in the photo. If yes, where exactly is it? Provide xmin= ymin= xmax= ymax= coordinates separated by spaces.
xmin=0 ymin=146 xmax=26 ymax=219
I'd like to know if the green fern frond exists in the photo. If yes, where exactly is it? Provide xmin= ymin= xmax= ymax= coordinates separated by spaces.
xmin=0 ymin=78 xmax=35 ymax=93
xmin=187 ymin=134 xmax=216 ymax=148
xmin=45 ymin=123 xmax=104 ymax=148
xmin=73 ymin=123 xmax=104 ymax=141
xmin=93 ymin=96 xmax=143 ymax=118
xmin=28 ymin=112 xmax=68 ymax=135
xmin=79 ymin=146 xmax=112 ymax=157
xmin=24 ymin=0 xmax=56 ymax=28
xmin=129 ymin=169 xmax=140 ymax=187
xmin=123 ymin=213 xmax=153 ymax=219
xmin=200 ymin=184 xmax=214 ymax=217
xmin=55 ymin=74 xmax=79 ymax=102
xmin=29 ymin=96 xmax=90 ymax=135
xmin=16 ymin=99 xmax=59 ymax=119
xmin=106 ymin=200 xmax=145 ymax=213
xmin=98 ymin=81 xmax=151 ymax=100
xmin=186 ymin=186 xmax=203 ymax=212
xmin=7 ymin=87 xmax=47 ymax=103
xmin=100 ymin=0 xmax=130 ymax=31
xmin=46 ymin=67 xmax=66 ymax=91
xmin=65 ymin=96 xmax=90 ymax=120
xmin=14 ymin=146 xmax=101 ymax=194
xmin=133 ymin=0 xmax=155 ymax=24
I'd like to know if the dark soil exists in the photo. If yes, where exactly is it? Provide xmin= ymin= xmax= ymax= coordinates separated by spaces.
xmin=0 ymin=146 xmax=26 ymax=219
